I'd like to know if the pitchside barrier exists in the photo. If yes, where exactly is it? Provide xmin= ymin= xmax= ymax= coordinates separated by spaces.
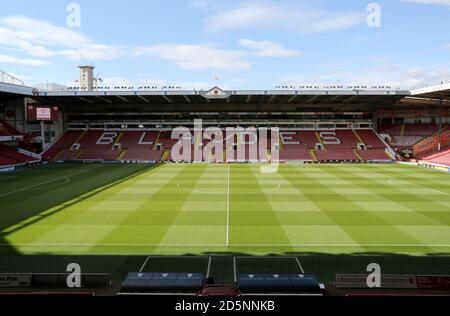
xmin=418 ymin=161 xmax=450 ymax=173
xmin=336 ymin=275 xmax=450 ymax=290
xmin=232 ymin=257 xmax=324 ymax=296
xmin=120 ymin=272 xmax=205 ymax=294
xmin=0 ymin=161 xmax=41 ymax=172
xmin=0 ymin=273 xmax=110 ymax=288
xmin=118 ymin=256 xmax=212 ymax=295
xmin=237 ymin=274 xmax=323 ymax=296
xmin=398 ymin=161 xmax=450 ymax=173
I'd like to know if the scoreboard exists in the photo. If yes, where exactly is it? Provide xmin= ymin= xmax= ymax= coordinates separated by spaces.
xmin=27 ymin=104 xmax=59 ymax=122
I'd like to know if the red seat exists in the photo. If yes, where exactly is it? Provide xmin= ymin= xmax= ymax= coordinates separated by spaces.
xmin=358 ymin=149 xmax=391 ymax=161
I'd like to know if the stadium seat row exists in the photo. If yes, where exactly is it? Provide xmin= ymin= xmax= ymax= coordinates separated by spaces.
xmin=42 ymin=129 xmax=393 ymax=163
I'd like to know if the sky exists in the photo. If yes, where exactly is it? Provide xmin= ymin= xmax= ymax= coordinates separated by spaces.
xmin=0 ymin=0 xmax=450 ymax=90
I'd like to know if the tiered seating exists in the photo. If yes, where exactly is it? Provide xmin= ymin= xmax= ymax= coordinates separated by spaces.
xmin=358 ymin=149 xmax=390 ymax=161
xmin=76 ymin=130 xmax=119 ymax=160
xmin=0 ymin=119 xmax=23 ymax=138
xmin=320 ymin=130 xmax=360 ymax=149
xmin=42 ymin=130 xmax=84 ymax=160
xmin=282 ymin=131 xmax=318 ymax=149
xmin=418 ymin=148 xmax=450 ymax=166
xmin=356 ymin=130 xmax=387 ymax=149
xmin=315 ymin=150 xmax=359 ymax=161
xmin=404 ymin=124 xmax=441 ymax=137
xmin=0 ymin=144 xmax=37 ymax=166
xmin=77 ymin=149 xmax=119 ymax=160
xmin=0 ymin=156 xmax=18 ymax=166
xmin=159 ymin=131 xmax=179 ymax=149
xmin=119 ymin=131 xmax=162 ymax=161
xmin=379 ymin=125 xmax=402 ymax=136
xmin=43 ymin=128 xmax=392 ymax=163
xmin=391 ymin=136 xmax=424 ymax=149
xmin=56 ymin=149 xmax=78 ymax=161
xmin=280 ymin=145 xmax=313 ymax=161
xmin=379 ymin=124 xmax=444 ymax=149
xmin=122 ymin=150 xmax=163 ymax=161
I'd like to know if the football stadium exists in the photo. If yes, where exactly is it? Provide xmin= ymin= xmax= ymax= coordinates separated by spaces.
xmin=0 ymin=0 xmax=450 ymax=301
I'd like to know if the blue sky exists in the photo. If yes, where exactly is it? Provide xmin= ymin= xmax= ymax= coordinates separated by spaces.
xmin=0 ymin=0 xmax=449 ymax=89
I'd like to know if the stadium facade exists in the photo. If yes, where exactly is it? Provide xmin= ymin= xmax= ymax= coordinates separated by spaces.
xmin=0 ymin=69 xmax=449 ymax=169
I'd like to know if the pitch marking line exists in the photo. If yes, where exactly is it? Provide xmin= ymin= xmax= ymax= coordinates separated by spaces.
xmin=0 ymin=171 xmax=88 ymax=198
xmin=137 ymin=255 xmax=212 ymax=277
xmin=139 ymin=256 xmax=151 ymax=273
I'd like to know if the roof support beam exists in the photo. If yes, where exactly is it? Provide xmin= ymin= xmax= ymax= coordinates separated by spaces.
xmin=96 ymin=96 xmax=113 ymax=104
xmin=116 ymin=95 xmax=130 ymax=103
xmin=268 ymin=95 xmax=276 ymax=103
xmin=341 ymin=96 xmax=358 ymax=103
xmin=246 ymin=95 xmax=252 ymax=103
xmin=77 ymin=97 xmax=94 ymax=104
xmin=162 ymin=95 xmax=172 ymax=103
xmin=329 ymin=95 xmax=342 ymax=103
xmin=137 ymin=95 xmax=150 ymax=103
xmin=288 ymin=95 xmax=297 ymax=103
xmin=305 ymin=95 xmax=322 ymax=103
xmin=183 ymin=95 xmax=192 ymax=103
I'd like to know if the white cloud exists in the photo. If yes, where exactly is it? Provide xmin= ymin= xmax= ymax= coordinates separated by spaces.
xmin=0 ymin=16 xmax=124 ymax=62
xmin=401 ymin=0 xmax=450 ymax=6
xmin=59 ymin=45 xmax=124 ymax=61
xmin=281 ymin=61 xmax=450 ymax=89
xmin=0 ymin=54 xmax=50 ymax=66
xmin=204 ymin=2 xmax=366 ymax=33
xmin=238 ymin=39 xmax=300 ymax=57
xmin=133 ymin=44 xmax=250 ymax=70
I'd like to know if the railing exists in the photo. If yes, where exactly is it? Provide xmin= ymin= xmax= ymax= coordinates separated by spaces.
xmin=0 ymin=70 xmax=24 ymax=85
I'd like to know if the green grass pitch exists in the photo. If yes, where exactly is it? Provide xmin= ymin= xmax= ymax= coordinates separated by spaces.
xmin=0 ymin=163 xmax=449 ymax=281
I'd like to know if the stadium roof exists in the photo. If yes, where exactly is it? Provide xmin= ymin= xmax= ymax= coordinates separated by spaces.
xmin=0 ymin=82 xmax=34 ymax=98
xmin=0 ymin=84 xmax=428 ymax=112
xmin=27 ymin=87 xmax=409 ymax=113
xmin=410 ymin=83 xmax=450 ymax=101
xmin=399 ymin=83 xmax=450 ymax=108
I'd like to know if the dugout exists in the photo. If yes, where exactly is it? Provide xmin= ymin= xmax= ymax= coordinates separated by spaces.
xmin=120 ymin=272 xmax=205 ymax=294
xmin=237 ymin=274 xmax=323 ymax=295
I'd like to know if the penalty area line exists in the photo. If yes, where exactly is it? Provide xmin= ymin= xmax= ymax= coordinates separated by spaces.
xmin=0 ymin=171 xmax=88 ymax=198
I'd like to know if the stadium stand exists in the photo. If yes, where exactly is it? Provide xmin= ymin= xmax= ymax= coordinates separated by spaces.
xmin=379 ymin=124 xmax=441 ymax=137
xmin=391 ymin=136 xmax=425 ymax=149
xmin=418 ymin=148 xmax=450 ymax=166
xmin=280 ymin=146 xmax=314 ymax=162
xmin=119 ymin=131 xmax=162 ymax=161
xmin=42 ymin=128 xmax=393 ymax=163
xmin=357 ymin=149 xmax=391 ymax=161
xmin=315 ymin=150 xmax=359 ymax=162
xmin=76 ymin=130 xmax=119 ymax=161
xmin=379 ymin=124 xmax=446 ymax=150
xmin=356 ymin=129 xmax=387 ymax=149
xmin=41 ymin=130 xmax=84 ymax=161
xmin=0 ymin=144 xmax=38 ymax=166
xmin=0 ymin=119 xmax=23 ymax=139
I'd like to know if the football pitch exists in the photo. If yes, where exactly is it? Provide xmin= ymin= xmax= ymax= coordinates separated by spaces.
xmin=0 ymin=163 xmax=449 ymax=281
